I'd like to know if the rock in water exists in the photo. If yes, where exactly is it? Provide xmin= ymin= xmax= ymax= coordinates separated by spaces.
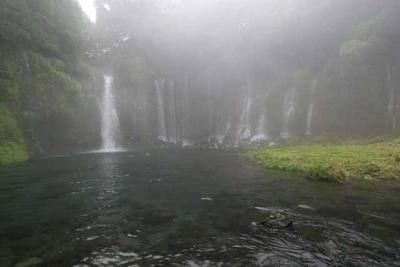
xmin=15 ymin=257 xmax=43 ymax=267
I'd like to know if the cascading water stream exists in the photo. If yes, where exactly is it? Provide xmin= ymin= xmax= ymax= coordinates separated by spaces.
xmin=22 ymin=51 xmax=34 ymax=129
xmin=155 ymin=79 xmax=168 ymax=142
xmin=215 ymin=119 xmax=230 ymax=144
xmin=386 ymin=65 xmax=396 ymax=132
xmin=237 ymin=97 xmax=253 ymax=140
xmin=168 ymin=79 xmax=177 ymax=143
xmin=281 ymin=87 xmax=296 ymax=139
xmin=100 ymin=75 xmax=122 ymax=151
xmin=306 ymin=79 xmax=318 ymax=135
xmin=237 ymin=78 xmax=254 ymax=141
xmin=251 ymin=111 xmax=269 ymax=143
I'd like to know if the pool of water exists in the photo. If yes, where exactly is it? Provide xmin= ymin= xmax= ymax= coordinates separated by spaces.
xmin=0 ymin=149 xmax=399 ymax=266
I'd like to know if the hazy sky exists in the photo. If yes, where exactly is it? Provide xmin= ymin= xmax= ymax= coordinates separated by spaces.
xmin=77 ymin=0 xmax=96 ymax=22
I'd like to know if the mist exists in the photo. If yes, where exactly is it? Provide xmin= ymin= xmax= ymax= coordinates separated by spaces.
xmin=1 ymin=1 xmax=400 ymax=266
xmin=83 ymin=0 xmax=400 ymax=148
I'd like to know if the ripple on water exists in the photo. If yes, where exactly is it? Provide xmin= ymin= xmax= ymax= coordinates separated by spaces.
xmin=1 ymin=150 xmax=400 ymax=266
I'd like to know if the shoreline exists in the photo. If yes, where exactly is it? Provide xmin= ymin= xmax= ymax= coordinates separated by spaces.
xmin=245 ymin=139 xmax=400 ymax=182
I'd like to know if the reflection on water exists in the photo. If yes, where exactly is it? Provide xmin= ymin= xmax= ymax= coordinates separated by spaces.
xmin=0 ymin=150 xmax=399 ymax=266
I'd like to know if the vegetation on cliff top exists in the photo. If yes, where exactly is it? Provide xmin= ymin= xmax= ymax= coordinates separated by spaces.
xmin=246 ymin=138 xmax=400 ymax=182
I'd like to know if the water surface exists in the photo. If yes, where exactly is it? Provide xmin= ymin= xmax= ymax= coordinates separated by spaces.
xmin=0 ymin=150 xmax=399 ymax=266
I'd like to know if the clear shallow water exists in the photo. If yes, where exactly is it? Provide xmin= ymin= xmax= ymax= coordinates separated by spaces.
xmin=0 ymin=150 xmax=399 ymax=266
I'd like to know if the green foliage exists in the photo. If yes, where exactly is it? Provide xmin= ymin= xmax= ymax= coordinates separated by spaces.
xmin=0 ymin=0 xmax=87 ymax=57
xmin=0 ymin=105 xmax=28 ymax=164
xmin=0 ymin=141 xmax=28 ymax=165
xmin=29 ymin=51 xmax=85 ymax=120
xmin=0 ymin=0 xmax=96 ymax=164
xmin=246 ymin=139 xmax=400 ymax=182
xmin=0 ymin=50 xmax=23 ymax=107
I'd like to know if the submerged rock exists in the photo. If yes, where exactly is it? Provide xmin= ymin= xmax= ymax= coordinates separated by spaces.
xmin=255 ymin=209 xmax=294 ymax=229
xmin=141 ymin=209 xmax=177 ymax=224
xmin=15 ymin=257 xmax=43 ymax=267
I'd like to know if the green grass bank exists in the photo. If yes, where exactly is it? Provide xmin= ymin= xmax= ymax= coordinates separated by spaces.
xmin=246 ymin=139 xmax=400 ymax=181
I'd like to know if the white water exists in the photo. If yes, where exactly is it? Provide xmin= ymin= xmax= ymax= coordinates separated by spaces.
xmin=238 ymin=97 xmax=253 ymax=140
xmin=306 ymin=79 xmax=318 ymax=135
xmin=155 ymin=79 xmax=168 ymax=142
xmin=237 ymin=78 xmax=254 ymax=141
xmin=216 ymin=119 xmax=231 ymax=144
xmin=251 ymin=111 xmax=269 ymax=143
xmin=281 ymin=87 xmax=296 ymax=138
xmin=100 ymin=75 xmax=122 ymax=151
xmin=167 ymin=79 xmax=177 ymax=143
xmin=386 ymin=65 xmax=396 ymax=132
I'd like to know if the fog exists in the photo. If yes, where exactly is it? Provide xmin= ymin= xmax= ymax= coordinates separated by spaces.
xmin=84 ymin=0 xmax=400 ymax=148
xmin=1 ymin=1 xmax=400 ymax=264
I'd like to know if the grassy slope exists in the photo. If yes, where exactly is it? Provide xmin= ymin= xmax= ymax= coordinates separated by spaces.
xmin=246 ymin=139 xmax=400 ymax=181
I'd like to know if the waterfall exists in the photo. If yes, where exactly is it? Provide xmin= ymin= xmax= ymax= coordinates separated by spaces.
xmin=216 ymin=119 xmax=231 ymax=144
xmin=251 ymin=111 xmax=269 ymax=143
xmin=22 ymin=51 xmax=33 ymax=114
xmin=237 ymin=78 xmax=254 ymax=141
xmin=167 ymin=79 xmax=177 ymax=143
xmin=181 ymin=75 xmax=189 ymax=138
xmin=237 ymin=97 xmax=253 ymax=140
xmin=306 ymin=79 xmax=318 ymax=135
xmin=22 ymin=50 xmax=35 ymax=145
xmin=281 ymin=87 xmax=296 ymax=138
xmin=100 ymin=75 xmax=122 ymax=151
xmin=386 ymin=65 xmax=396 ymax=132
xmin=155 ymin=79 xmax=168 ymax=142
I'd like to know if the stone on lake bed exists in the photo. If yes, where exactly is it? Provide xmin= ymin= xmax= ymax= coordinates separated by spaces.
xmin=297 ymin=204 xmax=316 ymax=211
xmin=15 ymin=257 xmax=43 ymax=267
xmin=255 ymin=207 xmax=284 ymax=213
xmin=141 ymin=209 xmax=177 ymax=224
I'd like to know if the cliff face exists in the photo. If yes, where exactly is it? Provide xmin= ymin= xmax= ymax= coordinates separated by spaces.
xmin=93 ymin=1 xmax=400 ymax=146
xmin=0 ymin=0 xmax=98 ymax=163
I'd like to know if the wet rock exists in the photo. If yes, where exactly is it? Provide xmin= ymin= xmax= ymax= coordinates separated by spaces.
xmin=256 ymin=210 xmax=294 ymax=230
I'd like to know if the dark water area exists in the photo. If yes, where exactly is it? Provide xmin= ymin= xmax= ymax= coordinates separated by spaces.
xmin=0 ymin=149 xmax=399 ymax=266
